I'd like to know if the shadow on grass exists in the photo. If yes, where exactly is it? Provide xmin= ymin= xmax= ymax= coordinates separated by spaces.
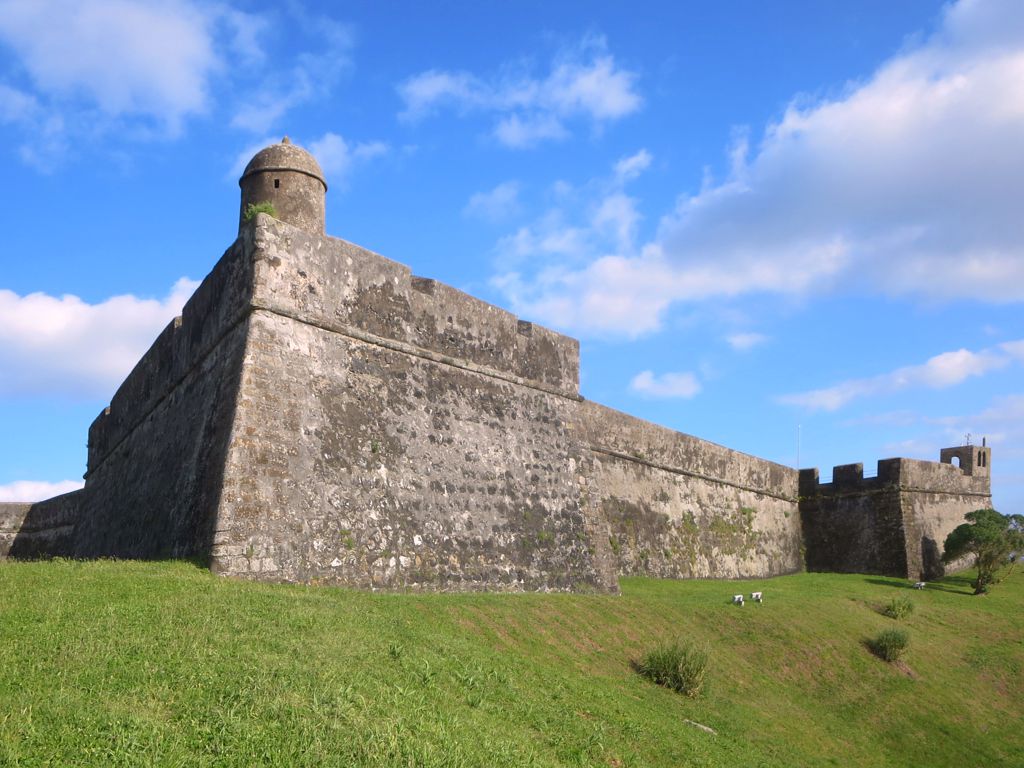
xmin=862 ymin=575 xmax=975 ymax=595
xmin=17 ymin=554 xmax=213 ymax=572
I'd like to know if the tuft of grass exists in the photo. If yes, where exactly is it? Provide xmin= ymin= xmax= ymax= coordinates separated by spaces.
xmin=243 ymin=201 xmax=277 ymax=221
xmin=882 ymin=595 xmax=915 ymax=620
xmin=870 ymin=628 xmax=910 ymax=662
xmin=637 ymin=638 xmax=708 ymax=697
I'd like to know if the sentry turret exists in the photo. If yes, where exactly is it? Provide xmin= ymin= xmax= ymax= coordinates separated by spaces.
xmin=238 ymin=136 xmax=327 ymax=234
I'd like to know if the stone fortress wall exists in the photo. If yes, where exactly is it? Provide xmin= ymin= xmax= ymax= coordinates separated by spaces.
xmin=210 ymin=216 xmax=613 ymax=590
xmin=0 ymin=139 xmax=993 ymax=590
xmin=75 ymin=236 xmax=257 ymax=561
xmin=1 ymin=491 xmax=81 ymax=559
xmin=580 ymin=402 xmax=802 ymax=579
xmin=799 ymin=442 xmax=992 ymax=580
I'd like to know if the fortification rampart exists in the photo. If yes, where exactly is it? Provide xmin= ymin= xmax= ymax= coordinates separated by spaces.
xmin=209 ymin=216 xmax=613 ymax=591
xmin=897 ymin=455 xmax=991 ymax=578
xmin=1 ymin=491 xmax=81 ymax=558
xmin=72 ymin=230 xmax=263 ymax=559
xmin=0 ymin=503 xmax=33 ymax=557
xmin=1 ymin=139 xmax=1001 ymax=592
xmin=14 ymin=211 xmax=600 ymax=588
xmin=578 ymin=402 xmax=802 ymax=579
xmin=799 ymin=448 xmax=992 ymax=580
xmin=247 ymin=221 xmax=580 ymax=398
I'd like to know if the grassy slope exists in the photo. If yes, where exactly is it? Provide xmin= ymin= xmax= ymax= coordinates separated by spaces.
xmin=1 ymin=561 xmax=1021 ymax=767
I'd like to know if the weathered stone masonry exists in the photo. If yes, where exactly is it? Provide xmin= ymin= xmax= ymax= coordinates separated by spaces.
xmin=799 ymin=443 xmax=992 ymax=580
xmin=1 ymin=139 xmax=992 ymax=589
xmin=580 ymin=402 xmax=801 ymax=580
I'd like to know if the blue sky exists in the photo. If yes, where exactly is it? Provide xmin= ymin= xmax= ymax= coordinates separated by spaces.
xmin=1 ymin=0 xmax=1022 ymax=513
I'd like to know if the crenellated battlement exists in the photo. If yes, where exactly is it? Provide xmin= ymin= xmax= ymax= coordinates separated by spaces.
xmin=799 ymin=446 xmax=993 ymax=580
xmin=799 ymin=447 xmax=991 ymax=501
xmin=800 ymin=459 xmax=900 ymax=496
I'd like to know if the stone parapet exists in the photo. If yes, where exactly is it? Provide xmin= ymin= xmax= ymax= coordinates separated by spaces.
xmin=0 ymin=491 xmax=82 ymax=559
xmin=580 ymin=402 xmax=797 ymax=498
xmin=578 ymin=402 xmax=803 ymax=579
xmin=247 ymin=216 xmax=580 ymax=399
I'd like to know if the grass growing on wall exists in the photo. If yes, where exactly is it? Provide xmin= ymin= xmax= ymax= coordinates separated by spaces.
xmin=1 ymin=561 xmax=1022 ymax=767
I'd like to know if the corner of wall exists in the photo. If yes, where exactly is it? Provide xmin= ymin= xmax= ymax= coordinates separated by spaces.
xmin=1 ymin=489 xmax=85 ymax=559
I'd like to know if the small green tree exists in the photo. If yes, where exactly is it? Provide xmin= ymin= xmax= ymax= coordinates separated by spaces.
xmin=943 ymin=508 xmax=1024 ymax=594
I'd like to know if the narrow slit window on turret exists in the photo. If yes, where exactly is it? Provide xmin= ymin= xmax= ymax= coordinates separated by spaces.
xmin=274 ymin=178 xmax=280 ymax=188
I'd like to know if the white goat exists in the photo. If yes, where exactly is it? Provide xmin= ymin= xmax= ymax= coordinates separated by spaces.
xmin=751 ymin=591 xmax=763 ymax=602
xmin=913 ymin=581 xmax=926 ymax=590
xmin=733 ymin=594 xmax=744 ymax=606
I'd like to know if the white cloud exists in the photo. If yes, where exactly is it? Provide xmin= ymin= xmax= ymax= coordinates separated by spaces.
xmin=398 ymin=70 xmax=478 ymax=119
xmin=0 ymin=2 xmax=354 ymax=168
xmin=591 ymin=192 xmax=642 ymax=252
xmin=630 ymin=370 xmax=701 ymax=399
xmin=464 ymin=181 xmax=522 ymax=221
xmin=497 ymin=233 xmax=848 ymax=338
xmin=491 ymin=151 xmax=666 ymax=334
xmin=491 ymin=0 xmax=1024 ymax=336
xmin=493 ymin=113 xmax=569 ymax=148
xmin=1001 ymin=339 xmax=1024 ymax=360
xmin=780 ymin=342 xmax=1019 ymax=411
xmin=0 ymin=479 xmax=83 ymax=503
xmin=307 ymin=132 xmax=388 ymax=183
xmin=0 ymin=278 xmax=198 ymax=397
xmin=726 ymin=332 xmax=768 ymax=351
xmin=0 ymin=0 xmax=221 ymax=130
xmin=930 ymin=392 xmax=1024 ymax=431
xmin=613 ymin=149 xmax=652 ymax=183
xmin=229 ymin=13 xmax=354 ymax=134
xmin=398 ymin=35 xmax=641 ymax=147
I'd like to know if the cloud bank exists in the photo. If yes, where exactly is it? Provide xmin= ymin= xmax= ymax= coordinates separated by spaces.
xmin=0 ymin=1 xmax=357 ymax=168
xmin=493 ymin=0 xmax=1024 ymax=337
xmin=0 ymin=278 xmax=198 ymax=397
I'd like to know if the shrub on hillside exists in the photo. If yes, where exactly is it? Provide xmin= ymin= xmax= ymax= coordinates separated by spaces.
xmin=883 ymin=596 xmax=915 ymax=620
xmin=637 ymin=639 xmax=708 ymax=697
xmin=870 ymin=628 xmax=909 ymax=662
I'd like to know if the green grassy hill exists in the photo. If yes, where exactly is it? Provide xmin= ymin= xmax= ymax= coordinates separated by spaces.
xmin=1 ymin=560 xmax=1021 ymax=767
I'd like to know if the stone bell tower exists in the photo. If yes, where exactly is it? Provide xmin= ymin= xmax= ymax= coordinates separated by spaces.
xmin=238 ymin=136 xmax=327 ymax=234
xmin=939 ymin=439 xmax=992 ymax=479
